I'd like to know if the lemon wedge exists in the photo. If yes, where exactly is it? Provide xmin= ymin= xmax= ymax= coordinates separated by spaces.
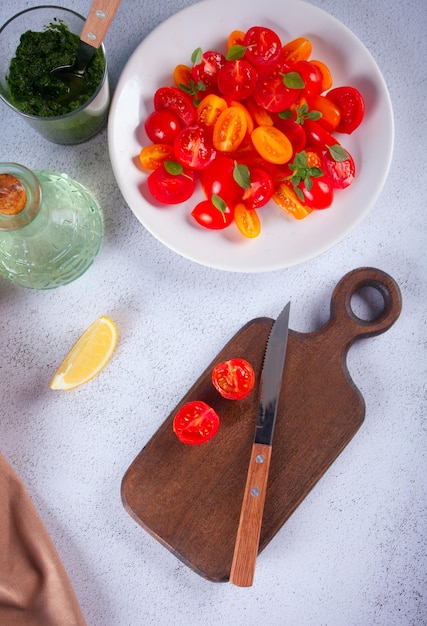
xmin=50 ymin=316 xmax=118 ymax=390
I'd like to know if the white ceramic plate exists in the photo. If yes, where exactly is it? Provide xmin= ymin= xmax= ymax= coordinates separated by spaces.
xmin=108 ymin=0 xmax=393 ymax=272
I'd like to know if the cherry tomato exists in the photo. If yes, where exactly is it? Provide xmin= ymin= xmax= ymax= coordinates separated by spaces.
xmin=211 ymin=358 xmax=255 ymax=399
xmin=251 ymin=125 xmax=293 ymax=164
xmin=154 ymin=86 xmax=196 ymax=126
xmin=307 ymin=95 xmax=341 ymax=132
xmin=242 ymin=167 xmax=273 ymax=209
xmin=297 ymin=177 xmax=334 ymax=210
xmin=310 ymin=59 xmax=333 ymax=92
xmin=243 ymin=26 xmax=282 ymax=68
xmin=326 ymin=86 xmax=365 ymax=134
xmin=227 ymin=29 xmax=245 ymax=50
xmin=281 ymin=37 xmax=312 ymax=63
xmin=246 ymin=97 xmax=274 ymax=126
xmin=173 ymin=64 xmax=192 ymax=89
xmin=293 ymin=61 xmax=323 ymax=97
xmin=173 ymin=125 xmax=216 ymax=170
xmin=303 ymin=119 xmax=338 ymax=148
xmin=173 ymin=400 xmax=220 ymax=445
xmin=192 ymin=50 xmax=226 ymax=91
xmin=253 ymin=65 xmax=300 ymax=113
xmin=274 ymin=117 xmax=307 ymax=153
xmin=144 ymin=110 xmax=181 ymax=144
xmin=197 ymin=94 xmax=227 ymax=128
xmin=212 ymin=106 xmax=247 ymax=152
xmin=234 ymin=202 xmax=261 ymax=238
xmin=217 ymin=59 xmax=258 ymax=100
xmin=200 ymin=156 xmax=243 ymax=205
xmin=191 ymin=198 xmax=234 ymax=229
xmin=139 ymin=143 xmax=174 ymax=170
xmin=273 ymin=181 xmax=312 ymax=219
xmin=147 ymin=164 xmax=196 ymax=204
xmin=321 ymin=149 xmax=356 ymax=189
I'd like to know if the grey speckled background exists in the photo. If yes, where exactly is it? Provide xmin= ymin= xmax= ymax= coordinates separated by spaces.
xmin=0 ymin=0 xmax=426 ymax=625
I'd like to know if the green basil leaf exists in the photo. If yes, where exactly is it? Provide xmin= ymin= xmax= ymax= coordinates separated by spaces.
xmin=282 ymin=71 xmax=305 ymax=89
xmin=233 ymin=162 xmax=251 ymax=189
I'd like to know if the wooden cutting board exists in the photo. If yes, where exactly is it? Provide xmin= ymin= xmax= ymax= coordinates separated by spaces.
xmin=121 ymin=267 xmax=402 ymax=582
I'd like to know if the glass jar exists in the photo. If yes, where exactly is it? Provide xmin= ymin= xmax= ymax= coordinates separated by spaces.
xmin=0 ymin=163 xmax=103 ymax=289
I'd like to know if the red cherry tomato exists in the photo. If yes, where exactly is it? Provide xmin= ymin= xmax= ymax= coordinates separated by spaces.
xmin=243 ymin=26 xmax=282 ymax=68
xmin=192 ymin=50 xmax=226 ymax=91
xmin=326 ymin=86 xmax=365 ymax=134
xmin=293 ymin=61 xmax=323 ymax=97
xmin=298 ymin=176 xmax=334 ymax=210
xmin=144 ymin=110 xmax=181 ymax=144
xmin=173 ymin=401 xmax=220 ymax=445
xmin=191 ymin=198 xmax=234 ymax=229
xmin=147 ymin=164 xmax=196 ymax=204
xmin=200 ymin=156 xmax=243 ymax=205
xmin=274 ymin=117 xmax=307 ymax=153
xmin=242 ymin=167 xmax=273 ymax=209
xmin=253 ymin=65 xmax=300 ymax=113
xmin=173 ymin=125 xmax=216 ymax=170
xmin=303 ymin=119 xmax=338 ymax=148
xmin=212 ymin=358 xmax=255 ymax=400
xmin=154 ymin=86 xmax=196 ymax=126
xmin=321 ymin=149 xmax=356 ymax=189
xmin=217 ymin=59 xmax=258 ymax=100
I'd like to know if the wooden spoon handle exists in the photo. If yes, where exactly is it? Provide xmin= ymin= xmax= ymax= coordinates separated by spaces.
xmin=229 ymin=443 xmax=272 ymax=587
xmin=80 ymin=0 xmax=122 ymax=49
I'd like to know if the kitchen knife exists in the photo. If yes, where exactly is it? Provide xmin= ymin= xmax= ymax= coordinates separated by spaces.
xmin=229 ymin=302 xmax=291 ymax=587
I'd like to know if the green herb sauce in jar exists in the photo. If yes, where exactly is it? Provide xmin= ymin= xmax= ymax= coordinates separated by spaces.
xmin=6 ymin=20 xmax=104 ymax=117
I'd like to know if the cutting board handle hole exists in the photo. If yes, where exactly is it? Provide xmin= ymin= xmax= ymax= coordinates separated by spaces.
xmin=350 ymin=285 xmax=386 ymax=322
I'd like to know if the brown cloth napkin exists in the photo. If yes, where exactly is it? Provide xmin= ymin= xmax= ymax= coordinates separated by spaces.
xmin=0 ymin=453 xmax=86 ymax=625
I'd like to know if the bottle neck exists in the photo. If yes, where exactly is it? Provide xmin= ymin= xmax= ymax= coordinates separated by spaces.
xmin=0 ymin=163 xmax=41 ymax=231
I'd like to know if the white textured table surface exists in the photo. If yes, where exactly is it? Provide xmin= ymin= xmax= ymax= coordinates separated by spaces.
xmin=0 ymin=1 xmax=426 ymax=625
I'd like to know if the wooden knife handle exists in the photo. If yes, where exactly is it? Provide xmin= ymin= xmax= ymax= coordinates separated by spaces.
xmin=80 ymin=0 xmax=122 ymax=48
xmin=229 ymin=442 xmax=272 ymax=587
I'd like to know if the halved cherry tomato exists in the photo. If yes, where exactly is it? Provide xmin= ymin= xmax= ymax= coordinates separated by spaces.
xmin=281 ymin=37 xmax=312 ymax=63
xmin=243 ymin=26 xmax=282 ymax=68
xmin=173 ymin=125 xmax=216 ymax=170
xmin=234 ymin=202 xmax=261 ymax=238
xmin=251 ymin=125 xmax=293 ymax=164
xmin=212 ymin=358 xmax=255 ymax=399
xmin=144 ymin=110 xmax=181 ymax=144
xmin=200 ymin=156 xmax=243 ymax=205
xmin=217 ymin=59 xmax=258 ymax=100
xmin=246 ymin=97 xmax=274 ymax=126
xmin=307 ymin=95 xmax=341 ymax=132
xmin=272 ymin=181 xmax=312 ymax=219
xmin=191 ymin=198 xmax=234 ymax=229
xmin=173 ymin=64 xmax=192 ymax=89
xmin=173 ymin=400 xmax=220 ymax=445
xmin=154 ymin=86 xmax=196 ymax=126
xmin=230 ymin=100 xmax=255 ymax=134
xmin=253 ymin=65 xmax=300 ymax=113
xmin=139 ymin=143 xmax=174 ymax=170
xmin=227 ymin=29 xmax=245 ymax=50
xmin=326 ymin=86 xmax=365 ymax=134
xmin=321 ymin=149 xmax=356 ymax=189
xmin=192 ymin=50 xmax=226 ymax=91
xmin=310 ymin=60 xmax=333 ymax=92
xmin=197 ymin=94 xmax=227 ymax=128
xmin=242 ymin=167 xmax=273 ymax=209
xmin=212 ymin=106 xmax=247 ymax=152
xmin=147 ymin=164 xmax=196 ymax=204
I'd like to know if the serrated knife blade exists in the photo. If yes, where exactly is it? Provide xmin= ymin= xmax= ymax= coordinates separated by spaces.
xmin=229 ymin=302 xmax=291 ymax=587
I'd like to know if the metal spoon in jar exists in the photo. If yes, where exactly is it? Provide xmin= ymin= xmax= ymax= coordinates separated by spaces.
xmin=51 ymin=0 xmax=121 ymax=104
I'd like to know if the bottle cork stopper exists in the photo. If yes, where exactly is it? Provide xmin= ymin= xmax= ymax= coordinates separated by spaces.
xmin=0 ymin=173 xmax=27 ymax=215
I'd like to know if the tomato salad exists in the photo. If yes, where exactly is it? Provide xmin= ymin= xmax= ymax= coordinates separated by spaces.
xmin=139 ymin=25 xmax=365 ymax=239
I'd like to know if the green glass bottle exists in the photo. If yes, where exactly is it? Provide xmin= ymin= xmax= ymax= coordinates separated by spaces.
xmin=0 ymin=163 xmax=103 ymax=289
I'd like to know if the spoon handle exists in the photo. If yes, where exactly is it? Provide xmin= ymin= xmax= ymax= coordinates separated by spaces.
xmin=80 ymin=0 xmax=122 ymax=49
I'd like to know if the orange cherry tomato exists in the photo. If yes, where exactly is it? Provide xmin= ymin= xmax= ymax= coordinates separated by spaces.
xmin=281 ymin=37 xmax=312 ymax=63
xmin=212 ymin=106 xmax=247 ymax=152
xmin=234 ymin=202 xmax=261 ymax=238
xmin=246 ymin=97 xmax=274 ymax=126
xmin=308 ymin=94 xmax=341 ymax=132
xmin=227 ymin=29 xmax=245 ymax=50
xmin=173 ymin=64 xmax=193 ymax=89
xmin=251 ymin=125 xmax=293 ymax=164
xmin=272 ymin=181 xmax=312 ymax=220
xmin=197 ymin=93 xmax=228 ymax=127
xmin=139 ymin=143 xmax=174 ymax=170
xmin=230 ymin=100 xmax=255 ymax=134
xmin=310 ymin=60 xmax=333 ymax=92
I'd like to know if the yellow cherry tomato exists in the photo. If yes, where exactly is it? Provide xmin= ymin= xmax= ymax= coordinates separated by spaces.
xmin=213 ymin=106 xmax=247 ymax=152
xmin=272 ymin=182 xmax=312 ymax=220
xmin=197 ymin=94 xmax=228 ymax=127
xmin=139 ymin=144 xmax=174 ymax=170
xmin=251 ymin=126 xmax=293 ymax=164
xmin=234 ymin=203 xmax=261 ymax=238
